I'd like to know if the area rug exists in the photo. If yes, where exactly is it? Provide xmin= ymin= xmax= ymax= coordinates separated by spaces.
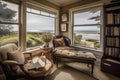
xmin=45 ymin=63 xmax=120 ymax=80
xmin=45 ymin=63 xmax=98 ymax=80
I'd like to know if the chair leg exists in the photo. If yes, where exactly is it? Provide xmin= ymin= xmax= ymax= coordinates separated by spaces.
xmin=87 ymin=64 xmax=89 ymax=67
xmin=91 ymin=63 xmax=94 ymax=75
xmin=42 ymin=77 xmax=45 ymax=80
xmin=56 ymin=62 xmax=58 ymax=68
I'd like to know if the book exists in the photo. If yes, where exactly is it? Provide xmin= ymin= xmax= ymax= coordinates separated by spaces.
xmin=27 ymin=56 xmax=46 ymax=71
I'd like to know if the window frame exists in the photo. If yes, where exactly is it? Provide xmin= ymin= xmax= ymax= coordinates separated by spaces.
xmin=69 ymin=1 xmax=103 ymax=52
xmin=27 ymin=0 xmax=59 ymax=35
xmin=26 ymin=7 xmax=56 ymax=49
xmin=73 ymin=8 xmax=101 ymax=50
xmin=0 ymin=0 xmax=20 ymax=46
xmin=0 ymin=0 xmax=19 ymax=24
xmin=25 ymin=1 xmax=59 ymax=50
xmin=0 ymin=0 xmax=59 ymax=51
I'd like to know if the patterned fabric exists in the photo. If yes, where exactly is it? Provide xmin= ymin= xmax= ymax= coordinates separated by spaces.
xmin=55 ymin=47 xmax=96 ymax=60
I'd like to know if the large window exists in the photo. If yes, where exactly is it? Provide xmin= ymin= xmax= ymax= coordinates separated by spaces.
xmin=26 ymin=8 xmax=56 ymax=48
xmin=0 ymin=1 xmax=19 ymax=46
xmin=73 ymin=7 xmax=101 ymax=50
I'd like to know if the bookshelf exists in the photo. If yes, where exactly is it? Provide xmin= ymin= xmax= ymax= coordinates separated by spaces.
xmin=101 ymin=2 xmax=120 ymax=77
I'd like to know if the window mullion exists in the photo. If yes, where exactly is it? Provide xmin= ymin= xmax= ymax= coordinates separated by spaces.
xmin=74 ymin=24 xmax=101 ymax=27
xmin=0 ymin=22 xmax=19 ymax=25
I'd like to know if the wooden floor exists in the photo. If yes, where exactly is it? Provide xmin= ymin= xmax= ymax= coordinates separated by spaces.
xmin=45 ymin=63 xmax=120 ymax=80
xmin=18 ymin=63 xmax=120 ymax=80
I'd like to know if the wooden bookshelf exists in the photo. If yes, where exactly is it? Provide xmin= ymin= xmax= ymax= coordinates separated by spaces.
xmin=101 ymin=2 xmax=120 ymax=77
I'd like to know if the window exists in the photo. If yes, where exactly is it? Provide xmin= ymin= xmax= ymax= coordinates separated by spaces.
xmin=26 ymin=8 xmax=56 ymax=48
xmin=73 ymin=8 xmax=101 ymax=50
xmin=0 ymin=1 xmax=19 ymax=46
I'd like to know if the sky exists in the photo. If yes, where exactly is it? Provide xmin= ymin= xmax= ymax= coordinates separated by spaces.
xmin=74 ymin=10 xmax=100 ymax=31
xmin=74 ymin=10 xmax=100 ymax=24
xmin=1 ymin=1 xmax=100 ymax=33
xmin=27 ymin=13 xmax=55 ymax=32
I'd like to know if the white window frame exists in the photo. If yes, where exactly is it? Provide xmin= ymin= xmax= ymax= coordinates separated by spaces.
xmin=69 ymin=1 xmax=104 ymax=52
xmin=22 ymin=0 xmax=59 ymax=50
xmin=0 ymin=1 xmax=20 ymax=46
xmin=27 ymin=0 xmax=59 ymax=35
xmin=26 ymin=7 xmax=56 ymax=49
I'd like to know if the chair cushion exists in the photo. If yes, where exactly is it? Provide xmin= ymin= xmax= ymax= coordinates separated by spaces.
xmin=0 ymin=43 xmax=18 ymax=61
xmin=54 ymin=37 xmax=66 ymax=47
xmin=55 ymin=47 xmax=96 ymax=61
xmin=7 ymin=50 xmax=25 ymax=64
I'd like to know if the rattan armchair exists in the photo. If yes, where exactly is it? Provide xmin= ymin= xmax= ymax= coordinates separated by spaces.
xmin=0 ymin=43 xmax=52 ymax=80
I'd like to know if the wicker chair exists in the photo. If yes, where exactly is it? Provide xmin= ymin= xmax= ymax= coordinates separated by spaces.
xmin=0 ymin=43 xmax=52 ymax=80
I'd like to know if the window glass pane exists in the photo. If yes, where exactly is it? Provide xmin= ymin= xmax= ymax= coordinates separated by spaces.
xmin=50 ymin=14 xmax=56 ymax=17
xmin=0 ymin=24 xmax=18 ymax=46
xmin=31 ymin=9 xmax=40 ymax=14
xmin=27 ymin=8 xmax=31 ymax=12
xmin=0 ymin=1 xmax=18 ymax=22
xmin=74 ymin=9 xmax=100 ymax=25
xmin=26 ymin=12 xmax=55 ymax=48
xmin=74 ymin=26 xmax=100 ymax=50
xmin=41 ymin=11 xmax=49 ymax=16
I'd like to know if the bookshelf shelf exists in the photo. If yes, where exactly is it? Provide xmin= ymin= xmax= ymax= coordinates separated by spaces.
xmin=101 ymin=2 xmax=120 ymax=77
xmin=106 ymin=24 xmax=120 ymax=26
xmin=106 ymin=35 xmax=120 ymax=37
xmin=106 ymin=9 xmax=120 ymax=13
xmin=106 ymin=45 xmax=120 ymax=48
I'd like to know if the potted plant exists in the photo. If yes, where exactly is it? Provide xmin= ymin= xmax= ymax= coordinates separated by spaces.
xmin=41 ymin=32 xmax=53 ymax=47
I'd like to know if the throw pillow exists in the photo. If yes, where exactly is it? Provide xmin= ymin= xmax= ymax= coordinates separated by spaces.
xmin=7 ymin=50 xmax=25 ymax=64
xmin=54 ymin=37 xmax=66 ymax=47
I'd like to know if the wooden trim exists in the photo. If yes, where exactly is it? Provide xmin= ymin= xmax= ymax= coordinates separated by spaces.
xmin=0 ymin=22 xmax=19 ymax=25
xmin=74 ymin=24 xmax=101 ymax=26
xmin=69 ymin=1 xmax=103 ymax=47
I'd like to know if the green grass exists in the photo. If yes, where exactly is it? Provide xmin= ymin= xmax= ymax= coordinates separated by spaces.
xmin=0 ymin=33 xmax=44 ymax=47
xmin=26 ymin=33 xmax=43 ymax=47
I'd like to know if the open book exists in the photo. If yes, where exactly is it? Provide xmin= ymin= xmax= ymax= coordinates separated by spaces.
xmin=28 ymin=56 xmax=46 ymax=71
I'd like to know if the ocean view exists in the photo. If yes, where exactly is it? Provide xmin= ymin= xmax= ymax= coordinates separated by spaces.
xmin=75 ymin=30 xmax=100 ymax=41
xmin=25 ymin=29 xmax=100 ymax=41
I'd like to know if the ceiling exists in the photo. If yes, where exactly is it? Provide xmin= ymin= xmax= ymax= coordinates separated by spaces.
xmin=46 ymin=0 xmax=82 ymax=7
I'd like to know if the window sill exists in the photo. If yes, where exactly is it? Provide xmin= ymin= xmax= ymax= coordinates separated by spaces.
xmin=71 ymin=45 xmax=103 ymax=53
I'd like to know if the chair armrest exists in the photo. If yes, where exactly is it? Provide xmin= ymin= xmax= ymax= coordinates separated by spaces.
xmin=22 ymin=51 xmax=32 ymax=59
xmin=2 ymin=60 xmax=30 ymax=77
xmin=3 ymin=60 xmax=19 ymax=65
xmin=52 ymin=49 xmax=57 ymax=53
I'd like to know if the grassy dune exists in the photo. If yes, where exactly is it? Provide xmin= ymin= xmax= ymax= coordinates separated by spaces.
xmin=0 ymin=33 xmax=44 ymax=47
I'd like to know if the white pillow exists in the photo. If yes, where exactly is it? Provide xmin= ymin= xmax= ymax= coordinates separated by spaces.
xmin=8 ymin=50 xmax=25 ymax=64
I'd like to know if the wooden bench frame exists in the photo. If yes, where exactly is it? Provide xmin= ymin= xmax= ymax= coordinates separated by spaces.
xmin=53 ymin=48 xmax=95 ymax=75
xmin=52 ymin=35 xmax=96 ymax=75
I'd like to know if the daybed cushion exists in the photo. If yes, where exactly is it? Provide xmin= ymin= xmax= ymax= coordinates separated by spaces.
xmin=55 ymin=47 xmax=96 ymax=61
